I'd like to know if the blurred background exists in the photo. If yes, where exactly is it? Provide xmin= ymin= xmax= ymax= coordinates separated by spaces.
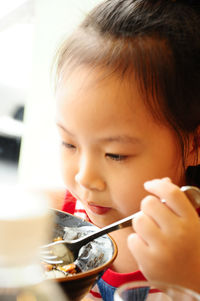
xmin=0 ymin=0 xmax=101 ymax=200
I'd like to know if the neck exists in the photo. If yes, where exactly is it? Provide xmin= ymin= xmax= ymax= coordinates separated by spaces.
xmin=110 ymin=227 xmax=139 ymax=273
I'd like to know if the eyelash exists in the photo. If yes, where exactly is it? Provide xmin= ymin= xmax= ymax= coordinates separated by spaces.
xmin=62 ymin=142 xmax=128 ymax=161
xmin=62 ymin=142 xmax=76 ymax=149
xmin=106 ymin=153 xmax=128 ymax=161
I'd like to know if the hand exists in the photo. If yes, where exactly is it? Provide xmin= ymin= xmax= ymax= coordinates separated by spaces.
xmin=127 ymin=178 xmax=200 ymax=293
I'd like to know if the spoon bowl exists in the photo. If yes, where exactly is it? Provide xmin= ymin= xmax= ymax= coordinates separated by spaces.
xmin=41 ymin=210 xmax=139 ymax=265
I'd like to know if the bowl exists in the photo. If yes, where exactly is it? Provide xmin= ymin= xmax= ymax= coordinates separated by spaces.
xmin=47 ymin=209 xmax=118 ymax=301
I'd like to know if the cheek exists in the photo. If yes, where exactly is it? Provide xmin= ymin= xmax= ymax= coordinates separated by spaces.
xmin=111 ymin=177 xmax=145 ymax=214
xmin=60 ymin=151 xmax=76 ymax=185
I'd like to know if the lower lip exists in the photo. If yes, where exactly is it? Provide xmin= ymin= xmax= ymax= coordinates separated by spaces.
xmin=87 ymin=204 xmax=111 ymax=215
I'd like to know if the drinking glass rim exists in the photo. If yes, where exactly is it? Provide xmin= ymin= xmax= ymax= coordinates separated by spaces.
xmin=114 ymin=280 xmax=200 ymax=301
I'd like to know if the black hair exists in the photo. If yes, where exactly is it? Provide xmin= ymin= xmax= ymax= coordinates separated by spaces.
xmin=55 ymin=0 xmax=200 ymax=186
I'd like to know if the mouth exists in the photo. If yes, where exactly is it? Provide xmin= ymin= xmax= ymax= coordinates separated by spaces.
xmin=87 ymin=203 xmax=112 ymax=215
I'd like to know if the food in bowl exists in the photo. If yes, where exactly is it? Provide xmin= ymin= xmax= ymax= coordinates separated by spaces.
xmin=43 ymin=225 xmax=115 ymax=279
xmin=43 ymin=209 xmax=117 ymax=301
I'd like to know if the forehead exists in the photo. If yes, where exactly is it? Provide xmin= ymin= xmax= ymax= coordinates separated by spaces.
xmin=56 ymin=66 xmax=153 ymax=125
xmin=55 ymin=66 xmax=180 ymax=157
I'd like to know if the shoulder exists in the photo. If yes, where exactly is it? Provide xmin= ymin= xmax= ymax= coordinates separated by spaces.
xmin=62 ymin=190 xmax=90 ymax=221
xmin=62 ymin=190 xmax=77 ymax=214
xmin=100 ymin=268 xmax=146 ymax=287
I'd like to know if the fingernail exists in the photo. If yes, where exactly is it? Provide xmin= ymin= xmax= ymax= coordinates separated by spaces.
xmin=144 ymin=180 xmax=153 ymax=189
xmin=162 ymin=177 xmax=171 ymax=182
xmin=144 ymin=177 xmax=171 ymax=189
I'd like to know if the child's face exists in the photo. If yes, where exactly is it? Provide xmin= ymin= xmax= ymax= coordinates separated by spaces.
xmin=56 ymin=67 xmax=185 ymax=227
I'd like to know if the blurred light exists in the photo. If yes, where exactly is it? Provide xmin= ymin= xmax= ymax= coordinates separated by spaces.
xmin=0 ymin=23 xmax=34 ymax=89
xmin=0 ymin=0 xmax=28 ymax=19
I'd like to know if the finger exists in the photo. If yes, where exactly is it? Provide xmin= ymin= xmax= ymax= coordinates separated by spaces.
xmin=140 ymin=195 xmax=179 ymax=229
xmin=144 ymin=178 xmax=195 ymax=218
xmin=127 ymin=233 xmax=149 ymax=267
xmin=133 ymin=209 xmax=162 ymax=245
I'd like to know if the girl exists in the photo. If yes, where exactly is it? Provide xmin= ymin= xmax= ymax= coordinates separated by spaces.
xmin=54 ymin=0 xmax=200 ymax=299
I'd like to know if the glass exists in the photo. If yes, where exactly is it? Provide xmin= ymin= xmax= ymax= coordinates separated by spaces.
xmin=114 ymin=281 xmax=200 ymax=301
xmin=0 ymin=185 xmax=69 ymax=301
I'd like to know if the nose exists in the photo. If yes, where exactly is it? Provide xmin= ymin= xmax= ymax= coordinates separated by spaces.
xmin=75 ymin=158 xmax=106 ymax=191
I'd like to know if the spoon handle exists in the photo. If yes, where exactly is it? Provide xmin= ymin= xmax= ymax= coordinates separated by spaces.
xmin=77 ymin=211 xmax=141 ymax=246
xmin=181 ymin=186 xmax=200 ymax=208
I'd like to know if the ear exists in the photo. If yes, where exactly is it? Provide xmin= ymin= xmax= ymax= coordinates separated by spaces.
xmin=186 ymin=125 xmax=200 ymax=167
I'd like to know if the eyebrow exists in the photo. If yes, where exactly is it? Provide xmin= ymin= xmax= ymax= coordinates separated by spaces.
xmin=99 ymin=135 xmax=140 ymax=144
xmin=56 ymin=123 xmax=140 ymax=145
xmin=57 ymin=123 xmax=75 ymax=136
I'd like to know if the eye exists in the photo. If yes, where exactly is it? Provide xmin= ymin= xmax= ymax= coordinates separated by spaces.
xmin=106 ymin=153 xmax=128 ymax=161
xmin=62 ymin=142 xmax=76 ymax=150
